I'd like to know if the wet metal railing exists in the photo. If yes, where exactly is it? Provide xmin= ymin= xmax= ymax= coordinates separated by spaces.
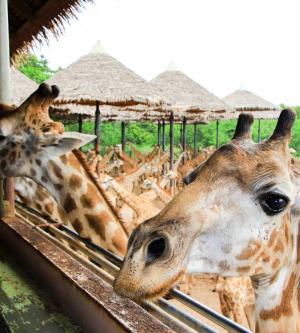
xmin=15 ymin=201 xmax=252 ymax=333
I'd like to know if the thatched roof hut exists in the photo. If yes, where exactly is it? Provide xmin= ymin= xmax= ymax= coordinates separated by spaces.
xmin=9 ymin=0 xmax=93 ymax=57
xmin=10 ymin=67 xmax=37 ymax=105
xmin=150 ymin=62 xmax=234 ymax=120
xmin=47 ymin=41 xmax=166 ymax=108
xmin=223 ymin=89 xmax=280 ymax=119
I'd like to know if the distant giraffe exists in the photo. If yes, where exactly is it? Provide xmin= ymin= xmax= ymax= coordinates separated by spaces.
xmin=0 ymin=84 xmax=127 ymax=256
xmin=115 ymin=110 xmax=300 ymax=333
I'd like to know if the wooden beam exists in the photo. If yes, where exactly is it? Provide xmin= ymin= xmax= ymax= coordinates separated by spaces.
xmin=162 ymin=120 xmax=166 ymax=152
xmin=94 ymin=102 xmax=101 ymax=154
xmin=169 ymin=112 xmax=174 ymax=170
xmin=193 ymin=123 xmax=197 ymax=158
xmin=78 ymin=114 xmax=83 ymax=133
xmin=257 ymin=119 xmax=261 ymax=142
xmin=121 ymin=122 xmax=126 ymax=152
xmin=216 ymin=120 xmax=220 ymax=148
xmin=157 ymin=121 xmax=161 ymax=146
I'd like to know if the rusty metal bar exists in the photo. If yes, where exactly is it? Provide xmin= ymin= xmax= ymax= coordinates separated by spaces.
xmin=170 ymin=289 xmax=251 ymax=333
xmin=158 ymin=298 xmax=217 ymax=333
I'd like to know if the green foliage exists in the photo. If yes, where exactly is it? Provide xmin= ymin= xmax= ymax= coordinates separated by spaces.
xmin=65 ymin=114 xmax=300 ymax=157
xmin=17 ymin=54 xmax=57 ymax=84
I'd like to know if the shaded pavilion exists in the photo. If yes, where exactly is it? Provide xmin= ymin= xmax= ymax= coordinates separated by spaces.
xmin=47 ymin=41 xmax=167 ymax=154
xmin=150 ymin=62 xmax=233 ymax=157
xmin=223 ymin=89 xmax=280 ymax=141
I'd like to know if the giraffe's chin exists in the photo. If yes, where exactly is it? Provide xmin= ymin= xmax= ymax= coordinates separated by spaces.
xmin=114 ymin=270 xmax=185 ymax=302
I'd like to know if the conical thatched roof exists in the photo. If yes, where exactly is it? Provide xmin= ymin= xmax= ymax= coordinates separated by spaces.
xmin=48 ymin=41 xmax=166 ymax=108
xmin=223 ymin=89 xmax=280 ymax=119
xmin=10 ymin=0 xmax=93 ymax=57
xmin=150 ymin=63 xmax=234 ymax=120
xmin=10 ymin=68 xmax=38 ymax=105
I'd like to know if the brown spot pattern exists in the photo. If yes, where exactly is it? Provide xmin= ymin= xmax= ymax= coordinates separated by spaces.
xmin=45 ymin=203 xmax=54 ymax=215
xmin=85 ymin=213 xmax=111 ymax=240
xmin=64 ymin=194 xmax=77 ymax=213
xmin=69 ymin=174 xmax=82 ymax=190
xmin=72 ymin=218 xmax=83 ymax=234
xmin=259 ymin=272 xmax=296 ymax=321
xmin=48 ymin=161 xmax=63 ymax=179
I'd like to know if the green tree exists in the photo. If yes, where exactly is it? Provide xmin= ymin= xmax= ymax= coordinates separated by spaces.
xmin=16 ymin=54 xmax=57 ymax=83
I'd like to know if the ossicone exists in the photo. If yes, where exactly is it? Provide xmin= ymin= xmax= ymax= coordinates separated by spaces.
xmin=268 ymin=109 xmax=296 ymax=142
xmin=232 ymin=113 xmax=254 ymax=141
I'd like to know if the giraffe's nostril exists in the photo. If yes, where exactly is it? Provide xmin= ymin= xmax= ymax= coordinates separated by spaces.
xmin=146 ymin=237 xmax=166 ymax=263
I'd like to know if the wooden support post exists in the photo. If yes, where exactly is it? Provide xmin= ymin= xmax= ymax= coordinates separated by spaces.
xmin=157 ymin=121 xmax=161 ymax=146
xmin=257 ymin=119 xmax=261 ymax=143
xmin=78 ymin=114 xmax=83 ymax=133
xmin=180 ymin=122 xmax=183 ymax=148
xmin=182 ymin=117 xmax=187 ymax=163
xmin=0 ymin=0 xmax=14 ymax=217
xmin=162 ymin=120 xmax=166 ymax=152
xmin=193 ymin=123 xmax=197 ymax=158
xmin=94 ymin=101 xmax=101 ymax=154
xmin=216 ymin=120 xmax=220 ymax=148
xmin=169 ymin=112 xmax=174 ymax=170
xmin=121 ymin=121 xmax=126 ymax=153
xmin=182 ymin=117 xmax=187 ymax=151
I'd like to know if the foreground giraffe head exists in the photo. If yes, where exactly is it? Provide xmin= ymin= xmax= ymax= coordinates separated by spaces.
xmin=114 ymin=110 xmax=299 ymax=301
xmin=0 ymin=84 xmax=94 ymax=178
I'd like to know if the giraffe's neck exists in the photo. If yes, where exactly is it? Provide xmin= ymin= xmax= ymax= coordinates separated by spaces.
xmin=117 ymin=164 xmax=147 ymax=191
xmin=151 ymin=182 xmax=172 ymax=204
xmin=30 ymin=152 xmax=128 ymax=255
xmin=252 ymin=217 xmax=300 ymax=333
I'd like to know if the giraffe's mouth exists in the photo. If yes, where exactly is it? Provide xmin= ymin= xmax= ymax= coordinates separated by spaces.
xmin=114 ymin=269 xmax=185 ymax=302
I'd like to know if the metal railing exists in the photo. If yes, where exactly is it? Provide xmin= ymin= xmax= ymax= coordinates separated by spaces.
xmin=15 ymin=201 xmax=252 ymax=333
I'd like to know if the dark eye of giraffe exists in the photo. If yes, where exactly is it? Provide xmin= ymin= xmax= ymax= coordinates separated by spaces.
xmin=259 ymin=193 xmax=289 ymax=216
xmin=146 ymin=237 xmax=167 ymax=264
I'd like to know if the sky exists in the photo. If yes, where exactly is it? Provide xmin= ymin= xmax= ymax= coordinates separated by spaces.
xmin=33 ymin=0 xmax=300 ymax=105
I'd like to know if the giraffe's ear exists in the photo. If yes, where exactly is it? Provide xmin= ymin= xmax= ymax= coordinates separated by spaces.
xmin=41 ymin=132 xmax=96 ymax=157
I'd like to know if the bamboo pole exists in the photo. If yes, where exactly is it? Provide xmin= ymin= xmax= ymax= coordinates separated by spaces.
xmin=0 ymin=0 xmax=14 ymax=217
xmin=121 ymin=121 xmax=126 ymax=152
xmin=94 ymin=101 xmax=101 ymax=154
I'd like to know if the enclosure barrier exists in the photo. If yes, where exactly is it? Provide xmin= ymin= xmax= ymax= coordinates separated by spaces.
xmin=15 ymin=201 xmax=251 ymax=333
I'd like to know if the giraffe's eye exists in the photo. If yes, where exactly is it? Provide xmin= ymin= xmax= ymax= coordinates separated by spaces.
xmin=259 ymin=193 xmax=289 ymax=216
